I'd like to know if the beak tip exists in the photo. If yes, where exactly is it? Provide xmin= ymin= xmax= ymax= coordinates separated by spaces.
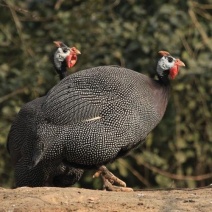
xmin=70 ymin=47 xmax=81 ymax=55
xmin=179 ymin=60 xmax=186 ymax=67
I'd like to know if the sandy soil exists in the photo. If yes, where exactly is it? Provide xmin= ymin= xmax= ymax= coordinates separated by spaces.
xmin=0 ymin=186 xmax=211 ymax=212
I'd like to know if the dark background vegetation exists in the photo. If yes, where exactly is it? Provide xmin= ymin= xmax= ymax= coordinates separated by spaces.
xmin=0 ymin=0 xmax=211 ymax=189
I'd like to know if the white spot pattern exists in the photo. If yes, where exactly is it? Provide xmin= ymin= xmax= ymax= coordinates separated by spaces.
xmin=7 ymin=65 xmax=170 ymax=187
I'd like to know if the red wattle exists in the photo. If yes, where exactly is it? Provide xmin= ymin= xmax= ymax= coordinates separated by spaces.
xmin=169 ymin=65 xmax=179 ymax=79
xmin=66 ymin=54 xmax=77 ymax=68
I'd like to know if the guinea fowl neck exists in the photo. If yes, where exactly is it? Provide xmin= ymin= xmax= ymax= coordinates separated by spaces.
xmin=157 ymin=70 xmax=170 ymax=86
xmin=52 ymin=53 xmax=68 ymax=80
xmin=58 ymin=61 xmax=68 ymax=80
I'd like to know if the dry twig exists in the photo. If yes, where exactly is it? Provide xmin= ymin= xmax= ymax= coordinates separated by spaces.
xmin=141 ymin=161 xmax=212 ymax=181
xmin=0 ymin=87 xmax=28 ymax=104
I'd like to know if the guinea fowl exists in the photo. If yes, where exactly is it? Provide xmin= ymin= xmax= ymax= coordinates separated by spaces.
xmin=7 ymin=41 xmax=82 ymax=187
xmin=8 ymin=50 xmax=185 ymax=191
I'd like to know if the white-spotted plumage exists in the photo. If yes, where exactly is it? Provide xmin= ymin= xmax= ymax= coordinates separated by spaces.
xmin=7 ymin=53 xmax=184 ymax=188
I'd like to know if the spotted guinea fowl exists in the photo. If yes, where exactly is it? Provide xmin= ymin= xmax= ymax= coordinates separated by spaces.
xmin=29 ymin=50 xmax=184 ymax=191
xmin=7 ymin=41 xmax=82 ymax=187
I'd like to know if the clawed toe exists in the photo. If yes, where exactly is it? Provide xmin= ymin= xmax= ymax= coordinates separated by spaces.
xmin=93 ymin=165 xmax=133 ymax=192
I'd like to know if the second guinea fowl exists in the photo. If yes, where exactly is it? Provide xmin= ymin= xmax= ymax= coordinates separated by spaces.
xmin=30 ymin=50 xmax=185 ymax=191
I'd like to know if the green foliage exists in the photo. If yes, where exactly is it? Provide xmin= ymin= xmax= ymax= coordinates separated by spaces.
xmin=0 ymin=0 xmax=211 ymax=188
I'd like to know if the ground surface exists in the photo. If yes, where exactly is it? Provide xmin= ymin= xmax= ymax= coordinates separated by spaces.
xmin=0 ymin=186 xmax=211 ymax=212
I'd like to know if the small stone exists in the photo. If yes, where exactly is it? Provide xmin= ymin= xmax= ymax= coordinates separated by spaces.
xmin=183 ymin=199 xmax=195 ymax=203
xmin=137 ymin=193 xmax=144 ymax=197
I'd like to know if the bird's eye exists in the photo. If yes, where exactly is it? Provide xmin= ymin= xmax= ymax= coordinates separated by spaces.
xmin=63 ymin=49 xmax=68 ymax=53
xmin=167 ymin=57 xmax=173 ymax=63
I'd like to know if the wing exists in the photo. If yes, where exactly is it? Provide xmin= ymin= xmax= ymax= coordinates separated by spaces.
xmin=42 ymin=66 xmax=132 ymax=125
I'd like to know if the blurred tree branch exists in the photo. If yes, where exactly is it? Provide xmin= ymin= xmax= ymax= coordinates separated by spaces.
xmin=141 ymin=161 xmax=212 ymax=181
xmin=5 ymin=0 xmax=31 ymax=56
xmin=119 ymin=159 xmax=151 ymax=187
xmin=189 ymin=1 xmax=212 ymax=51
xmin=0 ymin=87 xmax=28 ymax=104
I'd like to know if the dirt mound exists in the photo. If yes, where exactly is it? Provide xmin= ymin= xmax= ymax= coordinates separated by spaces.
xmin=0 ymin=186 xmax=211 ymax=211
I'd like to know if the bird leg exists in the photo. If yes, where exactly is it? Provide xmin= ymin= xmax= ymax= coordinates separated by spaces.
xmin=93 ymin=166 xmax=133 ymax=192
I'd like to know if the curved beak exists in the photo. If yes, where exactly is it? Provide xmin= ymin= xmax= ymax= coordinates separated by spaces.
xmin=70 ymin=47 xmax=81 ymax=55
xmin=175 ymin=59 xmax=185 ymax=67
xmin=75 ymin=49 xmax=81 ymax=55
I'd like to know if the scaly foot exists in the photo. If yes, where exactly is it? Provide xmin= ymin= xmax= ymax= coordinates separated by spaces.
xmin=93 ymin=166 xmax=133 ymax=192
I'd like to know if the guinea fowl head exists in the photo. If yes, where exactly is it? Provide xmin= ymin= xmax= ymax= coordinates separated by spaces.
xmin=157 ymin=51 xmax=185 ymax=83
xmin=53 ymin=41 xmax=81 ymax=79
